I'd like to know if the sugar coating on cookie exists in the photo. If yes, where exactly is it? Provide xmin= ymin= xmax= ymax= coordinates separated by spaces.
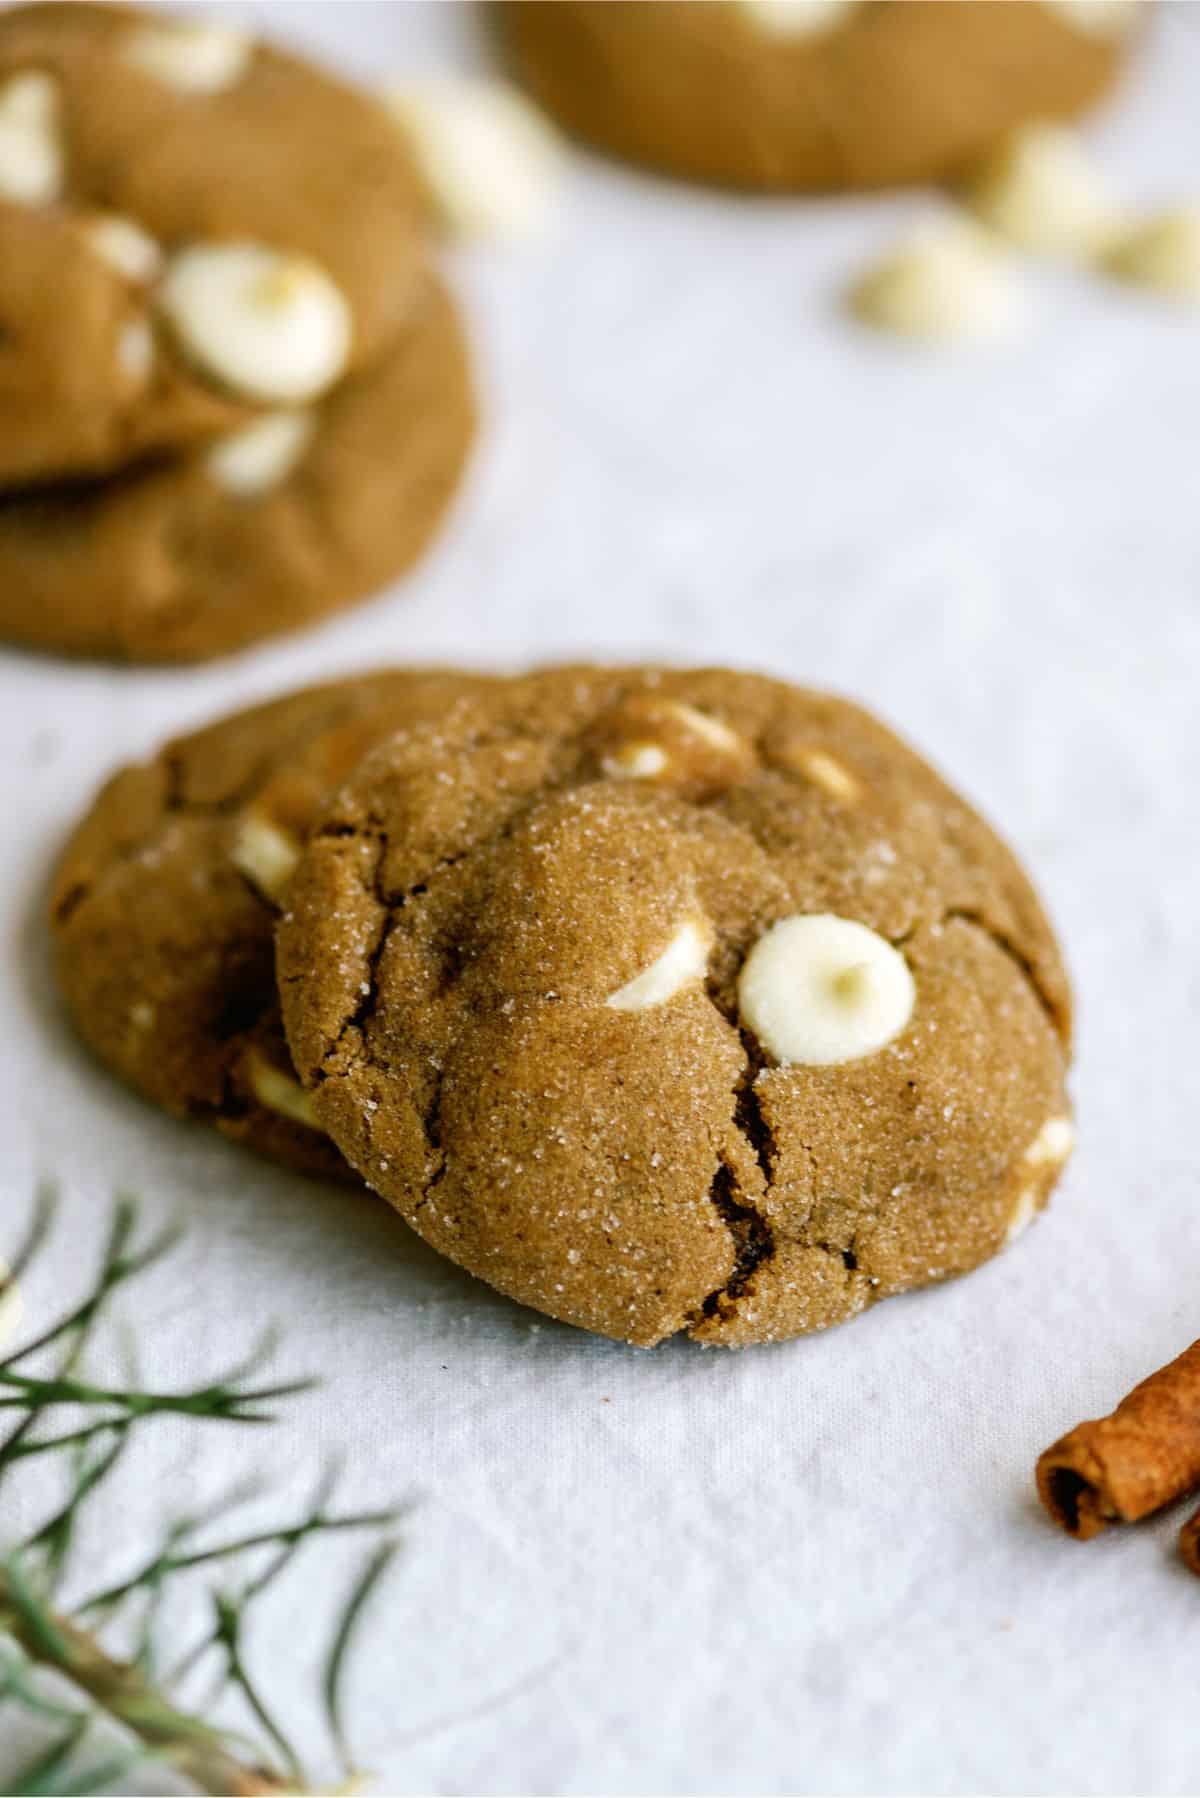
xmin=277 ymin=667 xmax=1073 ymax=1349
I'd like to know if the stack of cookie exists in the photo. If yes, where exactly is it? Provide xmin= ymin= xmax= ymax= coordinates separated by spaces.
xmin=0 ymin=3 xmax=475 ymax=661
xmin=52 ymin=666 xmax=1075 ymax=1348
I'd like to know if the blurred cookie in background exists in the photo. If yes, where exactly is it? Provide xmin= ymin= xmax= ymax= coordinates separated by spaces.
xmin=0 ymin=271 xmax=474 ymax=661
xmin=497 ymin=0 xmax=1142 ymax=194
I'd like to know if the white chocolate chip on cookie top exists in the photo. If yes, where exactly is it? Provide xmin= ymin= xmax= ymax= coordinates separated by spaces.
xmin=735 ymin=1 xmax=862 ymax=38
xmin=606 ymin=919 xmax=712 ymax=1011
xmin=242 ymin=1048 xmax=322 ymax=1131
xmin=206 ymin=411 xmax=316 ymax=498
xmin=82 ymin=213 xmax=165 ymax=284
xmin=230 ymin=810 xmax=303 ymax=902
xmin=158 ymin=244 xmax=352 ymax=404
xmin=1040 ymin=0 xmax=1142 ymax=38
xmin=0 ymin=71 xmax=64 ymax=206
xmin=738 ymin=913 xmax=915 ymax=1065
xmin=124 ymin=20 xmax=254 ymax=94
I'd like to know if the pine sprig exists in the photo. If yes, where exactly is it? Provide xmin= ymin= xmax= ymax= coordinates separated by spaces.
xmin=0 ymin=1193 xmax=401 ymax=1797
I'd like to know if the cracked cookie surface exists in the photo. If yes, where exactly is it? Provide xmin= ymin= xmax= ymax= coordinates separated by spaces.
xmin=50 ymin=667 xmax=497 ymax=1175
xmin=1 ymin=272 xmax=474 ymax=662
xmin=0 ymin=1 xmax=425 ymax=483
xmin=497 ymin=1 xmax=1132 ymax=195
xmin=277 ymin=666 xmax=1073 ymax=1347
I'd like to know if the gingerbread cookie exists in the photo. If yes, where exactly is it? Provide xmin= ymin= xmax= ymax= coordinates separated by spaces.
xmin=0 ymin=3 xmax=425 ymax=481
xmin=497 ymin=1 xmax=1137 ymax=194
xmin=0 ymin=270 xmax=475 ymax=661
xmin=50 ymin=669 xmax=498 ymax=1178
xmin=277 ymin=667 xmax=1073 ymax=1348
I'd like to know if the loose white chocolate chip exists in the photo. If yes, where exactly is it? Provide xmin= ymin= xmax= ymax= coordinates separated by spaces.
xmin=1024 ymin=1115 xmax=1075 ymax=1168
xmin=117 ymin=318 xmax=154 ymax=382
xmin=158 ymin=244 xmax=352 ymax=404
xmin=1040 ymin=0 xmax=1142 ymax=38
xmin=245 ymin=1051 xmax=321 ymax=1130
xmin=790 ymin=747 xmax=861 ymax=805
xmin=848 ymin=219 xmax=1021 ymax=342
xmin=83 ymin=213 xmax=164 ymax=283
xmin=384 ymin=78 xmax=564 ymax=242
xmin=736 ymin=0 xmax=862 ymax=37
xmin=966 ymin=124 xmax=1122 ymax=259
xmin=231 ymin=813 xmax=302 ymax=902
xmin=738 ymin=913 xmax=915 ymax=1066
xmin=1101 ymin=208 xmax=1200 ymax=300
xmin=206 ymin=410 xmax=315 ymax=497
xmin=606 ymin=919 xmax=712 ymax=1012
xmin=603 ymin=742 xmax=669 ymax=780
xmin=1004 ymin=1185 xmax=1041 ymax=1246
xmin=124 ymin=20 xmax=253 ymax=94
xmin=0 ymin=71 xmax=63 ymax=205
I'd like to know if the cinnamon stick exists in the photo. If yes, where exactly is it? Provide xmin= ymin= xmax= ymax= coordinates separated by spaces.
xmin=1036 ymin=1338 xmax=1200 ymax=1540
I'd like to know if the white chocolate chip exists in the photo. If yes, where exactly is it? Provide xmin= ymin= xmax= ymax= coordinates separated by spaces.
xmin=158 ymin=244 xmax=352 ymax=404
xmin=1004 ymin=1185 xmax=1041 ymax=1246
xmin=966 ymin=124 xmax=1122 ymax=259
xmin=738 ymin=913 xmax=915 ymax=1066
xmin=1102 ymin=208 xmax=1200 ymax=300
xmin=244 ymin=1050 xmax=321 ymax=1130
xmin=123 ymin=20 xmax=253 ymax=94
xmin=0 ymin=71 xmax=63 ymax=205
xmin=735 ymin=0 xmax=862 ymax=38
xmin=383 ymin=77 xmax=564 ymax=242
xmin=1024 ymin=1114 xmax=1075 ymax=1168
xmin=231 ymin=812 xmax=302 ymax=902
xmin=117 ymin=318 xmax=154 ymax=382
xmin=0 ymin=1257 xmax=22 ymax=1351
xmin=663 ymin=702 xmax=743 ymax=752
xmin=606 ymin=919 xmax=712 ymax=1012
xmin=206 ymin=410 xmax=315 ymax=498
xmin=1040 ymin=0 xmax=1142 ymax=38
xmin=848 ymin=218 xmax=1021 ymax=342
xmin=789 ymin=747 xmax=861 ymax=805
xmin=82 ymin=213 xmax=165 ymax=283
xmin=603 ymin=742 xmax=669 ymax=780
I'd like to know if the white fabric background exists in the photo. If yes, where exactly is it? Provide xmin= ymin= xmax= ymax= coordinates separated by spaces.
xmin=4 ymin=4 xmax=1200 ymax=1794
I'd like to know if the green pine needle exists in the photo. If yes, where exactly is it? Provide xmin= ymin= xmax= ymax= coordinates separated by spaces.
xmin=0 ymin=1194 xmax=409 ymax=1796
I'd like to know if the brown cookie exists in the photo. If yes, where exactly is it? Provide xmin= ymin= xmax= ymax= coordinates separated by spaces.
xmin=49 ymin=668 xmax=499 ymax=1179
xmin=497 ymin=1 xmax=1136 ymax=194
xmin=0 ymin=2 xmax=425 ymax=482
xmin=0 ymin=270 xmax=475 ymax=662
xmin=277 ymin=666 xmax=1073 ymax=1348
